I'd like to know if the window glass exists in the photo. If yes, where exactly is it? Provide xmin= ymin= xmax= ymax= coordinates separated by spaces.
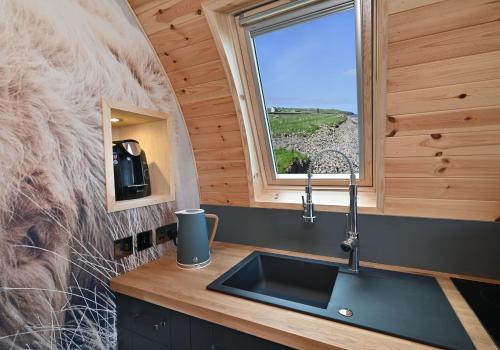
xmin=252 ymin=7 xmax=360 ymax=177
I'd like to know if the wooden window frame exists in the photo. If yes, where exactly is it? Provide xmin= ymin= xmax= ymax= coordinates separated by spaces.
xmin=203 ymin=0 xmax=379 ymax=212
xmin=235 ymin=0 xmax=373 ymax=188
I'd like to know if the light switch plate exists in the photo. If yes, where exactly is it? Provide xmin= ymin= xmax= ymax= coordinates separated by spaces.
xmin=156 ymin=223 xmax=177 ymax=245
xmin=114 ymin=236 xmax=133 ymax=260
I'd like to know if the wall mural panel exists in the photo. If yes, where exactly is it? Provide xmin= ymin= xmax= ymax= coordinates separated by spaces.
xmin=0 ymin=0 xmax=198 ymax=348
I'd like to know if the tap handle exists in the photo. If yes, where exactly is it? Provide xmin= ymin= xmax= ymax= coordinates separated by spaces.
xmin=301 ymin=195 xmax=306 ymax=210
xmin=305 ymin=184 xmax=312 ymax=195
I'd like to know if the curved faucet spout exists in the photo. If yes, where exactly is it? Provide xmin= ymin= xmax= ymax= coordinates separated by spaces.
xmin=300 ymin=149 xmax=360 ymax=273
xmin=307 ymin=149 xmax=356 ymax=185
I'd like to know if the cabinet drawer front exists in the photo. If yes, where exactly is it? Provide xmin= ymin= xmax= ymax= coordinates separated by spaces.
xmin=131 ymin=332 xmax=170 ymax=350
xmin=213 ymin=324 xmax=291 ymax=350
xmin=117 ymin=294 xmax=170 ymax=346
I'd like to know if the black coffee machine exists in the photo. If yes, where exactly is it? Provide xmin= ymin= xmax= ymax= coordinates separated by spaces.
xmin=113 ymin=139 xmax=151 ymax=201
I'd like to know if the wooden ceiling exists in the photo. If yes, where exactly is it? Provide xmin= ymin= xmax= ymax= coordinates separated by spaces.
xmin=128 ymin=0 xmax=500 ymax=221
xmin=128 ymin=0 xmax=250 ymax=206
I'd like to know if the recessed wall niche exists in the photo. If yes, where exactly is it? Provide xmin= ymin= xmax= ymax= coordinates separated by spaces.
xmin=101 ymin=99 xmax=175 ymax=212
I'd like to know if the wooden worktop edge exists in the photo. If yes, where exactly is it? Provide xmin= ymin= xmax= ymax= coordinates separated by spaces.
xmin=111 ymin=242 xmax=499 ymax=350
xmin=110 ymin=280 xmax=340 ymax=350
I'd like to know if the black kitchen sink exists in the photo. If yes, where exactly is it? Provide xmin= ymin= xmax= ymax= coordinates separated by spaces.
xmin=219 ymin=252 xmax=339 ymax=308
xmin=208 ymin=251 xmax=475 ymax=350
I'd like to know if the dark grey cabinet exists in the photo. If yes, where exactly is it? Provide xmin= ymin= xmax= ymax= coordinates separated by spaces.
xmin=116 ymin=293 xmax=291 ymax=350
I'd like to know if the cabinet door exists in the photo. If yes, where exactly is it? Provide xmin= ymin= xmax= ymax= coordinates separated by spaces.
xmin=117 ymin=326 xmax=132 ymax=350
xmin=190 ymin=318 xmax=291 ymax=350
xmin=170 ymin=310 xmax=191 ymax=350
xmin=131 ymin=332 xmax=169 ymax=350
xmin=190 ymin=317 xmax=213 ymax=350
xmin=116 ymin=294 xmax=170 ymax=347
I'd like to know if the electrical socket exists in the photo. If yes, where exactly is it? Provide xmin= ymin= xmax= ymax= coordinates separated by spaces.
xmin=137 ymin=230 xmax=153 ymax=251
xmin=156 ymin=223 xmax=177 ymax=245
xmin=114 ymin=236 xmax=133 ymax=260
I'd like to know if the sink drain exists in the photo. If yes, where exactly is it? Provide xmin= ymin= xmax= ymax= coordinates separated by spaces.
xmin=338 ymin=308 xmax=353 ymax=317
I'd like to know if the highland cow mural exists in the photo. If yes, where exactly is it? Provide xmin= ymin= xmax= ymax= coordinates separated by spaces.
xmin=0 ymin=0 xmax=198 ymax=348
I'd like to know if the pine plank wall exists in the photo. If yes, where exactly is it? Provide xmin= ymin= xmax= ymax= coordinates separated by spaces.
xmin=127 ymin=0 xmax=500 ymax=222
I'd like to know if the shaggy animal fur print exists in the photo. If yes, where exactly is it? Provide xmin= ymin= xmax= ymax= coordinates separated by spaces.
xmin=0 ymin=0 xmax=198 ymax=349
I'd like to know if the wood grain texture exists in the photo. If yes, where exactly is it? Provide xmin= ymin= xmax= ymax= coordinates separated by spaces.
xmin=385 ymin=177 xmax=500 ymax=201
xmin=101 ymin=99 xmax=175 ymax=212
xmin=185 ymin=113 xmax=239 ymax=134
xmin=198 ymin=176 xmax=249 ymax=193
xmin=386 ymin=0 xmax=443 ymax=15
xmin=167 ymin=60 xmax=226 ymax=88
xmin=388 ymin=20 xmax=500 ymax=68
xmin=110 ymin=242 xmax=498 ymax=350
xmin=388 ymin=51 xmax=500 ymax=92
xmin=384 ymin=197 xmax=500 ymax=222
xmin=386 ymin=106 xmax=500 ymax=137
xmin=149 ymin=15 xmax=212 ymax=53
xmin=387 ymin=79 xmax=500 ymax=115
xmin=130 ymin=0 xmax=249 ymax=206
xmin=175 ymin=78 xmax=231 ymax=104
xmin=385 ymin=131 xmax=500 ymax=157
xmin=385 ymin=155 xmax=500 ymax=178
xmin=137 ymin=0 xmax=202 ymax=35
xmin=129 ymin=0 xmax=500 ymax=220
xmin=200 ymin=191 xmax=250 ymax=205
xmin=190 ymin=130 xmax=243 ymax=150
xmin=388 ymin=0 xmax=500 ymax=43
xmin=160 ymin=38 xmax=220 ymax=72
xmin=193 ymin=147 xmax=245 ymax=161
xmin=197 ymin=160 xmax=247 ymax=178
xmin=180 ymin=95 xmax=236 ymax=118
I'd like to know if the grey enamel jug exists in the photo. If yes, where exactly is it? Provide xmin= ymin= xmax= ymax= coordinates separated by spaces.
xmin=175 ymin=209 xmax=219 ymax=269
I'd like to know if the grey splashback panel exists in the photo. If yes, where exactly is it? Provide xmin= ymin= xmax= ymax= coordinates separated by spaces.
xmin=202 ymin=205 xmax=500 ymax=279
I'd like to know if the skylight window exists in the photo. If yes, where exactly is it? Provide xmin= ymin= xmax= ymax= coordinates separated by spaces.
xmin=237 ymin=0 xmax=370 ymax=185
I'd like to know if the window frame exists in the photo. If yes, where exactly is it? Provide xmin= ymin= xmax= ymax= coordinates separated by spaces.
xmin=234 ymin=0 xmax=373 ymax=188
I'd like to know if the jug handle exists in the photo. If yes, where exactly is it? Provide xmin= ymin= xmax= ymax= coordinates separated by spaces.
xmin=205 ymin=213 xmax=219 ymax=247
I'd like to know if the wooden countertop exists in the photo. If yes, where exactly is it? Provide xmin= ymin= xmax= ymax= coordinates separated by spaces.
xmin=110 ymin=242 xmax=498 ymax=350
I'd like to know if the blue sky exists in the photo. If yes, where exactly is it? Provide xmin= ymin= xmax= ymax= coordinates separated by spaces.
xmin=253 ymin=8 xmax=358 ymax=114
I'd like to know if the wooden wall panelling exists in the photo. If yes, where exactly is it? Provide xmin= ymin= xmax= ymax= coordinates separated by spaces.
xmin=388 ymin=0 xmax=500 ymax=43
xmin=194 ymin=147 xmax=245 ymax=161
xmin=386 ymin=0 xmax=444 ymax=15
xmin=185 ymin=113 xmax=240 ymax=134
xmin=130 ymin=0 xmax=249 ymax=206
xmin=130 ymin=0 xmax=500 ymax=220
xmin=386 ymin=106 xmax=500 ymax=137
xmin=388 ymin=51 xmax=500 ymax=93
xmin=180 ymin=96 xmax=236 ymax=118
xmin=385 ymin=156 xmax=500 ymax=178
xmin=189 ymin=130 xmax=243 ymax=149
xmin=383 ymin=0 xmax=500 ymax=221
xmin=168 ymin=60 xmax=226 ymax=88
xmin=149 ymin=16 xmax=213 ymax=53
xmin=136 ymin=1 xmax=203 ymax=36
xmin=384 ymin=198 xmax=500 ymax=222
xmin=197 ymin=160 xmax=248 ymax=178
xmin=200 ymin=191 xmax=250 ymax=205
xmin=175 ymin=78 xmax=231 ymax=104
xmin=385 ymin=178 xmax=500 ymax=201
xmin=385 ymin=131 xmax=500 ymax=157
xmin=387 ymin=79 xmax=500 ymax=116
xmin=388 ymin=21 xmax=500 ymax=68
xmin=198 ymin=177 xmax=249 ymax=193
xmin=160 ymin=38 xmax=221 ymax=71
